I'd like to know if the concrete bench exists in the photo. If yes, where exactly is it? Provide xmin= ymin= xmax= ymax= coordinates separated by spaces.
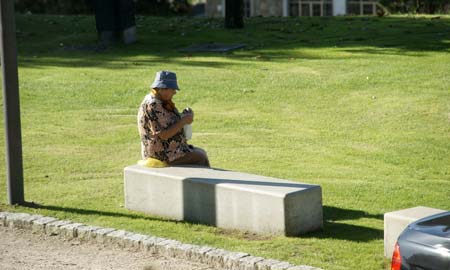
xmin=384 ymin=206 xmax=447 ymax=258
xmin=124 ymin=165 xmax=323 ymax=236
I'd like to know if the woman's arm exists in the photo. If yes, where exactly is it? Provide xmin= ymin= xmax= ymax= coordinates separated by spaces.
xmin=156 ymin=113 xmax=193 ymax=140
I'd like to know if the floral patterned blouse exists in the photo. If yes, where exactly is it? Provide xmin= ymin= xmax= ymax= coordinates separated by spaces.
xmin=137 ymin=94 xmax=192 ymax=162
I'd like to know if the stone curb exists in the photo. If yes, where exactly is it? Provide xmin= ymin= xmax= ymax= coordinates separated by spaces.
xmin=0 ymin=211 xmax=322 ymax=270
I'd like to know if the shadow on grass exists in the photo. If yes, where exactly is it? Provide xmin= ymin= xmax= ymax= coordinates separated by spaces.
xmin=324 ymin=205 xmax=383 ymax=221
xmin=23 ymin=202 xmax=383 ymax=242
xmin=299 ymin=206 xmax=384 ymax=242
xmin=18 ymin=53 xmax=247 ymax=70
xmin=23 ymin=201 xmax=187 ymax=224
xmin=305 ymin=220 xmax=383 ymax=242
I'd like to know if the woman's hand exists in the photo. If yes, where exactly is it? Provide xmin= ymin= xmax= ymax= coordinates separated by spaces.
xmin=181 ymin=107 xmax=194 ymax=125
xmin=157 ymin=109 xmax=193 ymax=140
xmin=181 ymin=112 xmax=194 ymax=125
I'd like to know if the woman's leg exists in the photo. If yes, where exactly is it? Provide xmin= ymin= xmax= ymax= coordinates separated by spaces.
xmin=169 ymin=147 xmax=210 ymax=167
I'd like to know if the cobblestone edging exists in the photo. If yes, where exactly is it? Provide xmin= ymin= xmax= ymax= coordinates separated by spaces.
xmin=0 ymin=211 xmax=322 ymax=270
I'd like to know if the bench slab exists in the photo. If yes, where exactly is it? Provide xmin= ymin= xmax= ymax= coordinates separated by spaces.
xmin=384 ymin=206 xmax=447 ymax=258
xmin=124 ymin=165 xmax=323 ymax=235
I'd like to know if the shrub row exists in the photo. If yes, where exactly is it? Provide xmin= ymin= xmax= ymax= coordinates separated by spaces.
xmin=379 ymin=0 xmax=449 ymax=14
xmin=14 ymin=0 xmax=450 ymax=15
xmin=14 ymin=0 xmax=188 ymax=15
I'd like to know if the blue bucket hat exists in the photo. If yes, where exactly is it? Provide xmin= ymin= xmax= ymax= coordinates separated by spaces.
xmin=151 ymin=70 xmax=180 ymax=90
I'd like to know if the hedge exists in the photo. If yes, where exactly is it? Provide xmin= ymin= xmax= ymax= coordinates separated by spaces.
xmin=14 ymin=0 xmax=182 ymax=16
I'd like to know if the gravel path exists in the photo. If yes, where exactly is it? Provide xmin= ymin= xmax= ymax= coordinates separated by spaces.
xmin=0 ymin=226 xmax=221 ymax=270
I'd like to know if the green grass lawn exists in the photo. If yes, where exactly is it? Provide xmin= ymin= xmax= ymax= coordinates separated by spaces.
xmin=1 ymin=14 xmax=449 ymax=270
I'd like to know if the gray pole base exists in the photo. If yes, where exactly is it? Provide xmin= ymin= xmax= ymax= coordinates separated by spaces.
xmin=98 ymin=26 xmax=136 ymax=46
xmin=122 ymin=26 xmax=137 ymax=45
xmin=98 ymin=30 xmax=116 ymax=46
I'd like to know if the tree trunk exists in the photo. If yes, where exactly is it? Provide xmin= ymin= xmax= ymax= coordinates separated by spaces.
xmin=93 ymin=0 xmax=136 ymax=44
xmin=225 ymin=0 xmax=244 ymax=29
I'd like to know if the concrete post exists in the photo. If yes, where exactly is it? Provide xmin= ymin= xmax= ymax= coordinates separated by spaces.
xmin=333 ymin=0 xmax=346 ymax=16
xmin=282 ymin=0 xmax=289 ymax=16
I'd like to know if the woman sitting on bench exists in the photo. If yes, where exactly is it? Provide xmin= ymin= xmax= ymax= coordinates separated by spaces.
xmin=137 ymin=70 xmax=210 ymax=167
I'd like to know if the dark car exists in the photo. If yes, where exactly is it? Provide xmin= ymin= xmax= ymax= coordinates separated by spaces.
xmin=391 ymin=211 xmax=450 ymax=270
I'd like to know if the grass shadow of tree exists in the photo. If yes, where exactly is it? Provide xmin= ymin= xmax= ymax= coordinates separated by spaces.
xmin=15 ymin=14 xmax=450 ymax=70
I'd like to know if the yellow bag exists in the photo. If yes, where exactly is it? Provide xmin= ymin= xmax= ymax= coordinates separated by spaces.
xmin=138 ymin=158 xmax=168 ymax=168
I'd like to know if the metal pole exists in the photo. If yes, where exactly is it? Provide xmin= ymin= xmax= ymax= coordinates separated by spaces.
xmin=0 ymin=0 xmax=25 ymax=205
